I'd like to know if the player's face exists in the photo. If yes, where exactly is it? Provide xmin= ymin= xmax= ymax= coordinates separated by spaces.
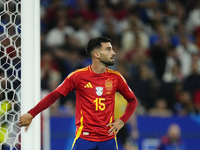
xmin=99 ymin=42 xmax=116 ymax=66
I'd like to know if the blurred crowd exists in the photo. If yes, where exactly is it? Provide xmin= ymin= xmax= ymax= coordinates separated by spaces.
xmin=1 ymin=0 xmax=200 ymax=150
xmin=39 ymin=0 xmax=200 ymax=118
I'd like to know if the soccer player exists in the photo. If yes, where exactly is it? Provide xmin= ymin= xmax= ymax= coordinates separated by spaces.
xmin=19 ymin=37 xmax=138 ymax=150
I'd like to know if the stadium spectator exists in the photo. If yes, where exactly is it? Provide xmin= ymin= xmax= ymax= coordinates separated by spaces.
xmin=162 ymin=46 xmax=183 ymax=83
xmin=151 ymin=34 xmax=172 ymax=79
xmin=174 ymin=90 xmax=197 ymax=116
xmin=193 ymin=84 xmax=200 ymax=112
xmin=121 ymin=15 xmax=149 ymax=52
xmin=165 ymin=2 xmax=186 ymax=35
xmin=41 ymin=51 xmax=61 ymax=91
xmin=148 ymin=98 xmax=173 ymax=117
xmin=175 ymin=35 xmax=199 ymax=77
xmin=186 ymin=1 xmax=200 ymax=33
xmin=94 ymin=7 xmax=122 ymax=40
xmin=157 ymin=123 xmax=186 ymax=150
xmin=66 ymin=0 xmax=98 ymax=21
xmin=124 ymin=32 xmax=153 ymax=79
xmin=43 ymin=0 xmax=64 ymax=31
xmin=109 ymin=0 xmax=129 ymax=21
xmin=184 ymin=54 xmax=200 ymax=96
xmin=45 ymin=18 xmax=75 ymax=47
xmin=130 ymin=63 xmax=157 ymax=109
xmin=73 ymin=20 xmax=101 ymax=47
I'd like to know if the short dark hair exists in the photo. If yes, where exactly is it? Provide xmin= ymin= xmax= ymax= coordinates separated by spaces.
xmin=85 ymin=37 xmax=112 ymax=57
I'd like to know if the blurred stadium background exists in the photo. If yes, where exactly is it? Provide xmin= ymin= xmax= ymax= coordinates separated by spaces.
xmin=1 ymin=0 xmax=200 ymax=150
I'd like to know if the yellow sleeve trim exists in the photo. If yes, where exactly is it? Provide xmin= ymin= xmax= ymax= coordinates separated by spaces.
xmin=67 ymin=67 xmax=88 ymax=79
xmin=107 ymin=68 xmax=126 ymax=83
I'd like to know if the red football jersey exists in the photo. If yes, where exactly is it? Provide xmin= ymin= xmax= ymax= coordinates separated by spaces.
xmin=55 ymin=65 xmax=135 ymax=142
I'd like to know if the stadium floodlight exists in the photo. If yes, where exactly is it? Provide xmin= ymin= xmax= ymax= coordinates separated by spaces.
xmin=0 ymin=0 xmax=41 ymax=150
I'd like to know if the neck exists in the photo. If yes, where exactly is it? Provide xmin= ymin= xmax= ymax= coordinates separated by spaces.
xmin=91 ymin=60 xmax=107 ymax=74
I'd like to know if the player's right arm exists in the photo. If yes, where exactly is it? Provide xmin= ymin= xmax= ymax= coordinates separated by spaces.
xmin=19 ymin=90 xmax=62 ymax=131
xmin=19 ymin=70 xmax=78 ymax=131
xmin=19 ymin=113 xmax=33 ymax=132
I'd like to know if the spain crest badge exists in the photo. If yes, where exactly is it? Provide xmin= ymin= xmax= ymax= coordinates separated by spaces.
xmin=105 ymin=79 xmax=113 ymax=91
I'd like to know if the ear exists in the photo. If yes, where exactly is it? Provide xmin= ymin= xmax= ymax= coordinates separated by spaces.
xmin=94 ymin=51 xmax=100 ymax=59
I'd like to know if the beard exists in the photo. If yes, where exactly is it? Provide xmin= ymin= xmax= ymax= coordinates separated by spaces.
xmin=100 ymin=59 xmax=114 ymax=66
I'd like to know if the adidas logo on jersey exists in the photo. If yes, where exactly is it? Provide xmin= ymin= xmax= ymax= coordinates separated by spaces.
xmin=84 ymin=82 xmax=93 ymax=88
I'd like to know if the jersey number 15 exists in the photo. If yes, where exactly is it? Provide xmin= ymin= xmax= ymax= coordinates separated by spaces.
xmin=93 ymin=98 xmax=105 ymax=111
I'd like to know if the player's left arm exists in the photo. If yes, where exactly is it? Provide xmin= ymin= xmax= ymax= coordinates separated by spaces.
xmin=107 ymin=74 xmax=138 ymax=135
xmin=106 ymin=97 xmax=137 ymax=136
xmin=119 ymin=95 xmax=137 ymax=124
xmin=106 ymin=119 xmax=125 ymax=136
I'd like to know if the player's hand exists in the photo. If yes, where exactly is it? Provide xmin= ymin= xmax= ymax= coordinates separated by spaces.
xmin=106 ymin=119 xmax=124 ymax=136
xmin=19 ymin=113 xmax=33 ymax=132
